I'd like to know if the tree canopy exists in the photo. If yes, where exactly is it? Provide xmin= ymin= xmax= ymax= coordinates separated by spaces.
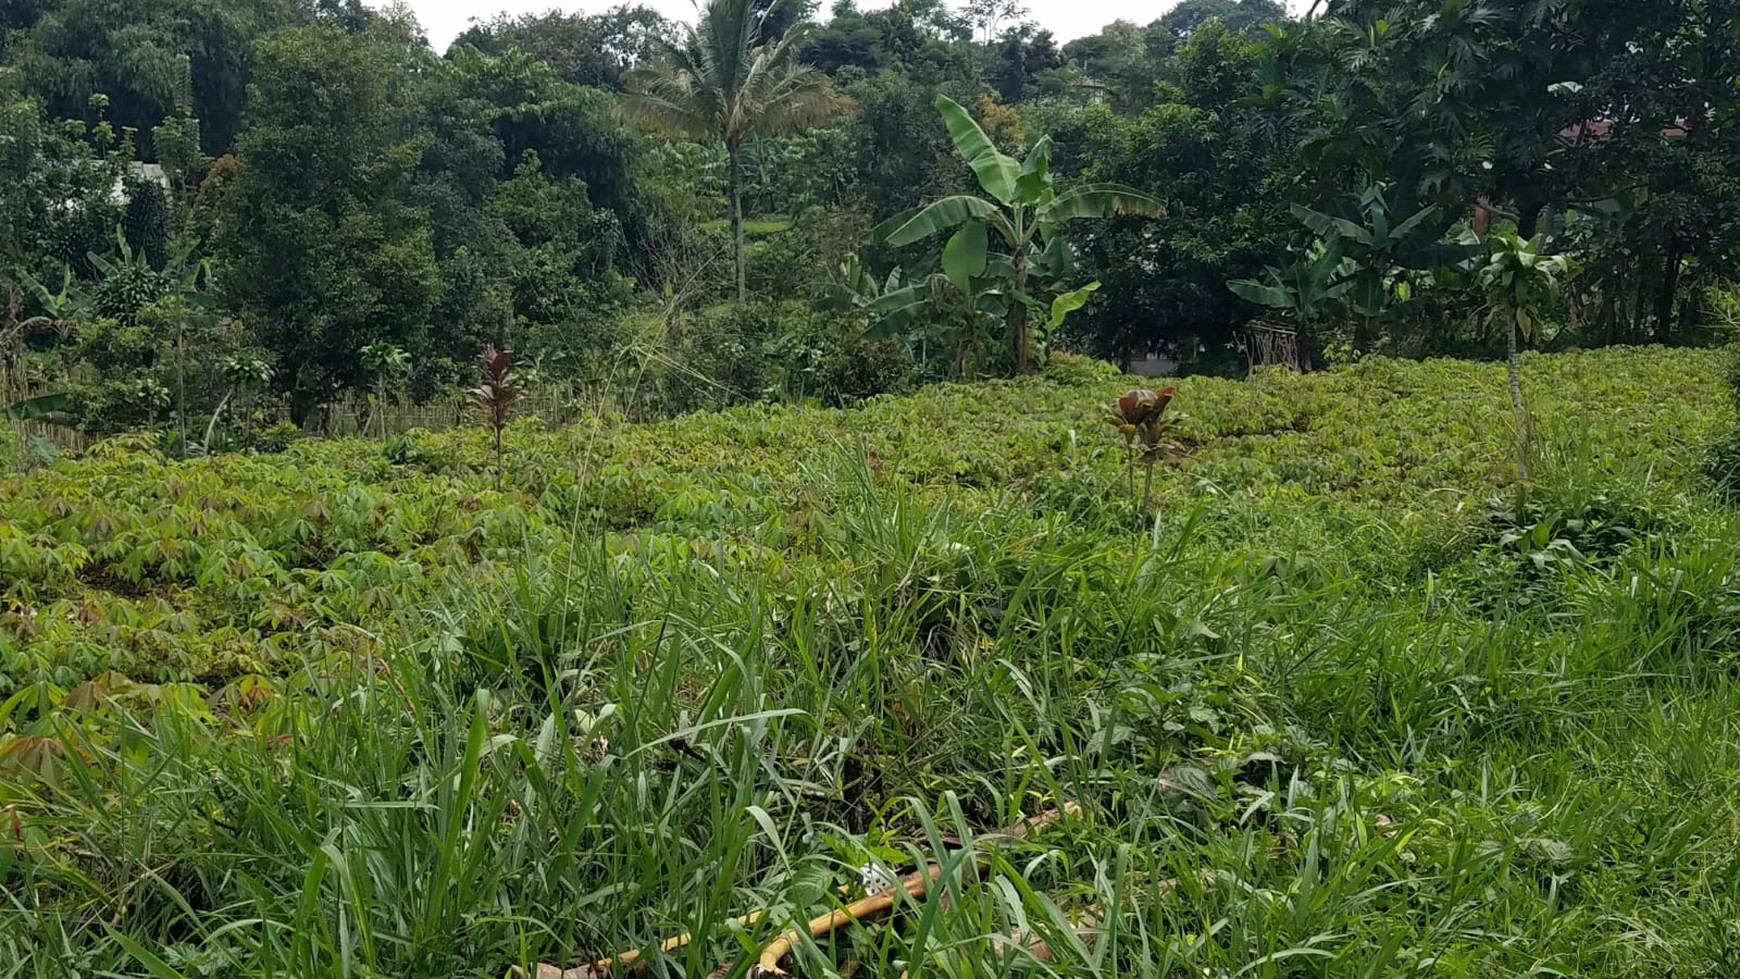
xmin=0 ymin=0 xmax=1735 ymax=431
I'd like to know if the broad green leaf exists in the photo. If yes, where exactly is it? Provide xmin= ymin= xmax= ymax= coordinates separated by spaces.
xmin=1047 ymin=281 xmax=1100 ymax=329
xmin=817 ymin=282 xmax=859 ymax=311
xmin=866 ymin=205 xmax=924 ymax=243
xmin=941 ymin=221 xmax=988 ymax=294
xmin=1228 ymin=277 xmax=1298 ymax=309
xmin=934 ymin=95 xmax=1020 ymax=204
xmin=1040 ymin=183 xmax=1165 ymax=224
xmin=1291 ymin=204 xmax=1371 ymax=245
xmin=864 ymin=283 xmax=930 ymax=339
xmin=867 ymin=282 xmax=932 ymax=315
xmin=973 ymin=290 xmax=1011 ymax=316
xmin=1388 ymin=204 xmax=1439 ymax=244
xmin=981 ymin=253 xmax=1016 ymax=281
xmin=881 ymin=196 xmax=1002 ymax=246
xmin=4 ymin=392 xmax=72 ymax=422
xmin=1345 ymin=269 xmax=1390 ymax=318
xmin=1014 ymin=135 xmax=1054 ymax=204
xmin=1030 ymin=234 xmax=1075 ymax=280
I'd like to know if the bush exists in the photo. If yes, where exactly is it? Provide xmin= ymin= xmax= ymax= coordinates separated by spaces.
xmin=383 ymin=428 xmax=453 ymax=473
xmin=248 ymin=420 xmax=305 ymax=454
xmin=1706 ymin=424 xmax=1740 ymax=499
xmin=1720 ymin=340 xmax=1740 ymax=411
xmin=1043 ymin=351 xmax=1124 ymax=386
xmin=744 ymin=224 xmax=818 ymax=303
xmin=814 ymin=334 xmax=914 ymax=406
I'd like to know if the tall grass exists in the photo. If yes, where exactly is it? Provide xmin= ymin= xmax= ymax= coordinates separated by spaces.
xmin=5 ymin=350 xmax=1740 ymax=977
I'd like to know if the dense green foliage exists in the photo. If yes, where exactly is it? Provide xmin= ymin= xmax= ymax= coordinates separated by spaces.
xmin=5 ymin=347 xmax=1740 ymax=977
xmin=5 ymin=3 xmax=1740 ymax=973
xmin=4 ymin=0 xmax=1736 ymax=435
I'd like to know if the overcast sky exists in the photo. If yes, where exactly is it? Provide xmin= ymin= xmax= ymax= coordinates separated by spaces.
xmin=380 ymin=0 xmax=1312 ymax=51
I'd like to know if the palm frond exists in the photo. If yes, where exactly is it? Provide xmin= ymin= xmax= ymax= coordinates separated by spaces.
xmin=621 ymin=0 xmax=851 ymax=146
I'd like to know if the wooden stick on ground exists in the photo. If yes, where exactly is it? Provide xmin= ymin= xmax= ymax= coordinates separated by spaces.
xmin=513 ymin=804 xmax=1079 ymax=979
xmin=748 ymin=805 xmax=1079 ymax=979
xmin=509 ymin=910 xmax=768 ymax=979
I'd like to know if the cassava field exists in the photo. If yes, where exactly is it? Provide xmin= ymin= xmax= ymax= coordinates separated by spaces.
xmin=6 ymin=346 xmax=1740 ymax=979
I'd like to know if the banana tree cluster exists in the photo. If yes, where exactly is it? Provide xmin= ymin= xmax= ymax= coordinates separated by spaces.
xmin=1229 ymin=183 xmax=1480 ymax=345
xmin=865 ymin=95 xmax=1164 ymax=374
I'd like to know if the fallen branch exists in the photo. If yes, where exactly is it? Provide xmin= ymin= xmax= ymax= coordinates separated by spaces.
xmin=513 ymin=804 xmax=1079 ymax=979
xmin=748 ymin=805 xmax=1079 ymax=979
xmin=510 ymin=909 xmax=768 ymax=979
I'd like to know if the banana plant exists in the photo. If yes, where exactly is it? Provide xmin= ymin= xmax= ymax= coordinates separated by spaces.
xmin=1228 ymin=238 xmax=1355 ymax=325
xmin=13 ymin=267 xmax=90 ymax=344
xmin=1292 ymin=183 xmax=1477 ymax=324
xmin=819 ymin=253 xmax=906 ymax=318
xmin=1232 ymin=184 xmax=1482 ymax=342
xmin=869 ymin=95 xmax=1164 ymax=374
xmin=4 ymin=392 xmax=71 ymax=423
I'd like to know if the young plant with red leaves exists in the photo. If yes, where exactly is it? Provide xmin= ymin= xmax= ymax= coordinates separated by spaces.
xmin=1106 ymin=387 xmax=1178 ymax=515
xmin=470 ymin=345 xmax=521 ymax=489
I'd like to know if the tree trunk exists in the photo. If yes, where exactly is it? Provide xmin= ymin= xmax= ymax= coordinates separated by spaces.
xmin=176 ymin=320 xmax=187 ymax=460
xmin=1515 ymin=194 xmax=1541 ymax=241
xmin=1631 ymin=273 xmax=1649 ymax=341
xmin=1507 ymin=317 xmax=1529 ymax=485
xmin=728 ymin=140 xmax=747 ymax=304
xmin=1654 ymin=244 xmax=1682 ymax=342
xmin=1010 ymin=246 xmax=1030 ymax=374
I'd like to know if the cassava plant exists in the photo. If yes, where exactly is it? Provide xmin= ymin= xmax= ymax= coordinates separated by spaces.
xmin=1106 ymin=386 xmax=1178 ymax=516
xmin=470 ymin=345 xmax=522 ymax=489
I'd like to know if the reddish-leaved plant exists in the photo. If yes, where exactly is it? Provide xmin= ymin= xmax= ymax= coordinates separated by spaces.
xmin=470 ymin=345 xmax=521 ymax=489
xmin=1106 ymin=387 xmax=1178 ymax=515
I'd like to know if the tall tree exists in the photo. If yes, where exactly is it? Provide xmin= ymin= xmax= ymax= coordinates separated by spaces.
xmin=1262 ymin=0 xmax=1740 ymax=341
xmin=1161 ymin=0 xmax=1286 ymax=38
xmin=1066 ymin=19 xmax=1293 ymax=366
xmin=449 ymin=5 xmax=677 ymax=90
xmin=215 ymin=23 xmax=441 ymax=421
xmin=623 ymin=0 xmax=853 ymax=301
xmin=0 ymin=0 xmax=317 ymax=156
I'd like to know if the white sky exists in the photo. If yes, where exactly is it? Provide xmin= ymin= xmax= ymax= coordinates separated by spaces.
xmin=381 ymin=0 xmax=1314 ymax=51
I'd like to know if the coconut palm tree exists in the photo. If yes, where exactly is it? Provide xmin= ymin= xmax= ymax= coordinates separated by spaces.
xmin=622 ymin=0 xmax=853 ymax=302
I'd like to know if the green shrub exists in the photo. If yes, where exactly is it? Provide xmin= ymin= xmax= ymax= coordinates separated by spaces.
xmin=383 ymin=427 xmax=453 ymax=472
xmin=814 ymin=334 xmax=914 ymax=406
xmin=248 ymin=419 xmax=304 ymax=454
xmin=1721 ymin=341 xmax=1740 ymax=411
xmin=1043 ymin=350 xmax=1124 ymax=386
xmin=1706 ymin=423 xmax=1740 ymax=499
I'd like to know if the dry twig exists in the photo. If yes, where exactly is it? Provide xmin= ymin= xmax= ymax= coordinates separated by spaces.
xmin=513 ymin=804 xmax=1080 ymax=979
